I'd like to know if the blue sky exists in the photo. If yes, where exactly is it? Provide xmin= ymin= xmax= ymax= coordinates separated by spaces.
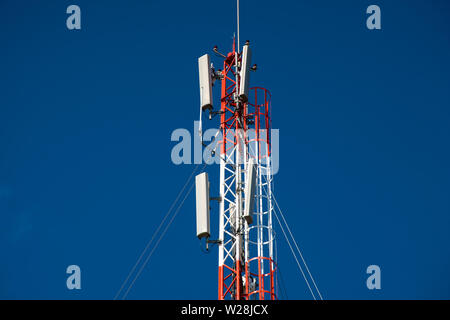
xmin=1 ymin=0 xmax=450 ymax=299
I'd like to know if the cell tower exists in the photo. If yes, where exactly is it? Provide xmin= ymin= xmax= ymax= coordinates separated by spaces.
xmin=195 ymin=35 xmax=277 ymax=300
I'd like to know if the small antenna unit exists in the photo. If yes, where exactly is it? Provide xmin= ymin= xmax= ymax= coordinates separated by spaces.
xmin=195 ymin=172 xmax=210 ymax=239
xmin=238 ymin=41 xmax=251 ymax=102
xmin=243 ymin=158 xmax=257 ymax=224
xmin=198 ymin=54 xmax=213 ymax=112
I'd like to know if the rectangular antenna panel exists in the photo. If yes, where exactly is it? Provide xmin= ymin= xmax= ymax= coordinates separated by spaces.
xmin=195 ymin=172 xmax=210 ymax=239
xmin=198 ymin=54 xmax=213 ymax=111
xmin=243 ymin=158 xmax=257 ymax=224
xmin=238 ymin=44 xmax=252 ymax=102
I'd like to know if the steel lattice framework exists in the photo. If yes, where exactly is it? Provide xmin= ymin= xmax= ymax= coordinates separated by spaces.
xmin=217 ymin=40 xmax=276 ymax=300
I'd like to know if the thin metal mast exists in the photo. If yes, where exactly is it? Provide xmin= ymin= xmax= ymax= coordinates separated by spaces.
xmin=237 ymin=0 xmax=240 ymax=52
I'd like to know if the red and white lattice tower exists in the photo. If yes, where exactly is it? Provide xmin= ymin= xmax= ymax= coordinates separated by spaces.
xmin=212 ymin=39 xmax=276 ymax=300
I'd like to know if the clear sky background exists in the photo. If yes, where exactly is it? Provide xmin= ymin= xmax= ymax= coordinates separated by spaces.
xmin=1 ymin=0 xmax=449 ymax=299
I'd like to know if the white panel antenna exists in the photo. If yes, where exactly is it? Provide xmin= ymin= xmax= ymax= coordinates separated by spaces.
xmin=195 ymin=172 xmax=211 ymax=239
xmin=198 ymin=54 xmax=213 ymax=111
xmin=238 ymin=42 xmax=252 ymax=102
xmin=243 ymin=158 xmax=257 ymax=224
